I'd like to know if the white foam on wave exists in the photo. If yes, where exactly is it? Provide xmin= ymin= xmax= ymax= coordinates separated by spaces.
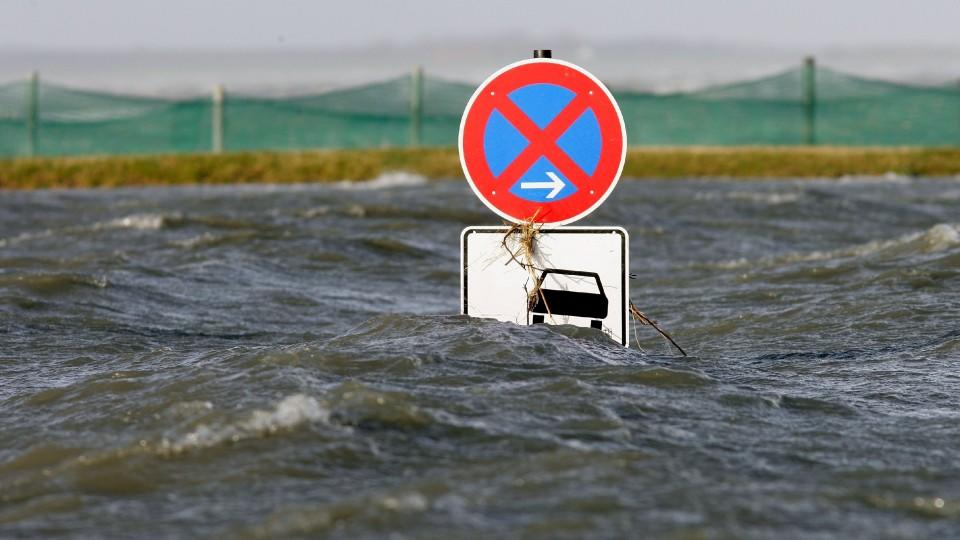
xmin=171 ymin=232 xmax=218 ymax=249
xmin=250 ymin=490 xmax=430 ymax=536
xmin=712 ymin=223 xmax=960 ymax=269
xmin=0 ymin=229 xmax=53 ymax=248
xmin=835 ymin=172 xmax=914 ymax=185
xmin=98 ymin=213 xmax=168 ymax=231
xmin=726 ymin=192 xmax=802 ymax=205
xmin=923 ymin=223 xmax=960 ymax=251
xmin=817 ymin=223 xmax=960 ymax=260
xmin=158 ymin=394 xmax=329 ymax=454
xmin=299 ymin=206 xmax=331 ymax=218
xmin=712 ymin=257 xmax=751 ymax=269
xmin=334 ymin=171 xmax=428 ymax=190
xmin=0 ymin=213 xmax=171 ymax=246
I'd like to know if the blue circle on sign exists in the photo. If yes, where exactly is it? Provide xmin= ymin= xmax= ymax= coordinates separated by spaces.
xmin=482 ymin=83 xmax=602 ymax=203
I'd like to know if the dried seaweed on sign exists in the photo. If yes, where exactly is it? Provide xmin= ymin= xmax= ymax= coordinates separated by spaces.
xmin=499 ymin=212 xmax=554 ymax=322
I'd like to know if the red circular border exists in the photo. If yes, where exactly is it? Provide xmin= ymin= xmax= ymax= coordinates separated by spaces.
xmin=459 ymin=59 xmax=626 ymax=225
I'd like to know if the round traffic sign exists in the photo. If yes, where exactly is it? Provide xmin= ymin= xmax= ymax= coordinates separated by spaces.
xmin=459 ymin=58 xmax=626 ymax=226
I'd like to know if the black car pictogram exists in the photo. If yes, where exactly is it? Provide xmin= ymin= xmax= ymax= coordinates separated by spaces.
xmin=529 ymin=269 xmax=608 ymax=329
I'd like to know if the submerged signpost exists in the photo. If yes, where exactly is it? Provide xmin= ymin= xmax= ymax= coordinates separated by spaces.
xmin=459 ymin=50 xmax=630 ymax=346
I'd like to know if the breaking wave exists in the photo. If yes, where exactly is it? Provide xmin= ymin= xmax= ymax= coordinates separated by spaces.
xmin=156 ymin=394 xmax=329 ymax=455
xmin=334 ymin=171 xmax=429 ymax=190
xmin=96 ymin=213 xmax=169 ymax=231
xmin=710 ymin=223 xmax=960 ymax=269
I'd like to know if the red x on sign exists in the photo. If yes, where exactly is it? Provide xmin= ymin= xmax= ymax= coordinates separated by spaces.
xmin=459 ymin=59 xmax=626 ymax=225
xmin=492 ymin=91 xmax=594 ymax=191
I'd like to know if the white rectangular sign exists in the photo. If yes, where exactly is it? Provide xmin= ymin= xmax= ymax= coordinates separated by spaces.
xmin=461 ymin=226 xmax=629 ymax=346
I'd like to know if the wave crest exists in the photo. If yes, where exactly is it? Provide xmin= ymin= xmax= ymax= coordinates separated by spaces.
xmin=157 ymin=394 xmax=328 ymax=455
xmin=334 ymin=172 xmax=428 ymax=190
xmin=711 ymin=223 xmax=960 ymax=270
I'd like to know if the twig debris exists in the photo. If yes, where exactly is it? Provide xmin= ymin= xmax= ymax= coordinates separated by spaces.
xmin=629 ymin=301 xmax=687 ymax=356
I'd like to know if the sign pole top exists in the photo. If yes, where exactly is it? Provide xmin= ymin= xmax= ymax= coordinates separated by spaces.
xmin=533 ymin=49 xmax=552 ymax=58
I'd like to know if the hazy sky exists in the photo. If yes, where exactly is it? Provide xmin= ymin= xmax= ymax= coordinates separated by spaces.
xmin=4 ymin=0 xmax=960 ymax=50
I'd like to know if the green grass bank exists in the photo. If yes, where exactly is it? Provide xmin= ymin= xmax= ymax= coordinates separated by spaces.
xmin=2 ymin=147 xmax=960 ymax=189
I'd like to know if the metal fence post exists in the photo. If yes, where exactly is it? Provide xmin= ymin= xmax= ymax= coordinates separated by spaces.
xmin=212 ymin=84 xmax=225 ymax=154
xmin=410 ymin=66 xmax=423 ymax=147
xmin=26 ymin=71 xmax=39 ymax=157
xmin=803 ymin=56 xmax=816 ymax=145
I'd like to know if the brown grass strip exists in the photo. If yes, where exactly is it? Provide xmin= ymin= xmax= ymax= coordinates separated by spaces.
xmin=4 ymin=146 xmax=960 ymax=189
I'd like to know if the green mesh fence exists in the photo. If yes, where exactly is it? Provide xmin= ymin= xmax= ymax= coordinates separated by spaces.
xmin=0 ymin=79 xmax=30 ymax=156
xmin=0 ymin=62 xmax=958 ymax=157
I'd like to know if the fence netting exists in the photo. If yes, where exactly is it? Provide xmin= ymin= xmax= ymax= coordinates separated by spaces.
xmin=1 ymin=63 xmax=957 ymax=157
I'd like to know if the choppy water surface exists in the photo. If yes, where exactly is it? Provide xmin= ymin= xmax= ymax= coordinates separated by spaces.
xmin=1 ymin=175 xmax=959 ymax=539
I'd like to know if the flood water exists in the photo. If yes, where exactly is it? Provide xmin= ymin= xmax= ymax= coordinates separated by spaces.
xmin=1 ymin=175 xmax=959 ymax=538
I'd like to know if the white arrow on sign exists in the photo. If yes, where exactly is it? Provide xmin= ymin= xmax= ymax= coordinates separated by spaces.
xmin=520 ymin=171 xmax=565 ymax=199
